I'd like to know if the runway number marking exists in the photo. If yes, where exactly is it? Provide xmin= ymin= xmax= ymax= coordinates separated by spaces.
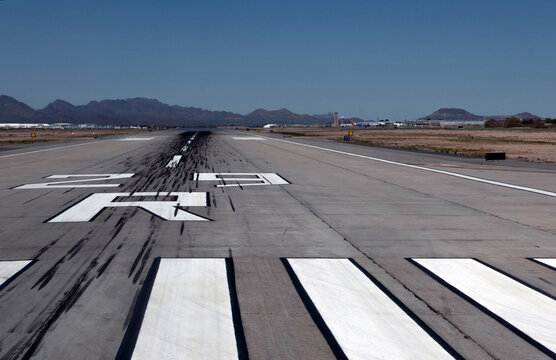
xmin=49 ymin=192 xmax=209 ymax=222
xmin=194 ymin=173 xmax=289 ymax=187
xmin=413 ymin=258 xmax=556 ymax=356
xmin=14 ymin=174 xmax=135 ymax=189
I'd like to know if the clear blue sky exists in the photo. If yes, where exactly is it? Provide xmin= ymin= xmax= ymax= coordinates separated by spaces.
xmin=1 ymin=0 xmax=555 ymax=119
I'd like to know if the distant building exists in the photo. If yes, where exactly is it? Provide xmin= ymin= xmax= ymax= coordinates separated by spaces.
xmin=0 ymin=123 xmax=50 ymax=129
xmin=50 ymin=123 xmax=74 ymax=129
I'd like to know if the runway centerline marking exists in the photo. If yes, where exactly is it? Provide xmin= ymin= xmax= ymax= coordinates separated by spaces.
xmin=14 ymin=173 xmax=134 ymax=189
xmin=180 ymin=132 xmax=197 ymax=152
xmin=165 ymin=155 xmax=182 ymax=168
xmin=286 ymin=258 xmax=457 ymax=359
xmin=48 ymin=192 xmax=209 ymax=222
xmin=259 ymin=135 xmax=556 ymax=198
xmin=116 ymin=258 xmax=244 ymax=360
xmin=194 ymin=173 xmax=289 ymax=187
xmin=412 ymin=258 xmax=556 ymax=356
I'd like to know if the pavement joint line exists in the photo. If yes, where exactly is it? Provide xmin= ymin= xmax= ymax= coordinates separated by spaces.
xmin=259 ymin=135 xmax=556 ymax=198
xmin=0 ymin=139 xmax=113 ymax=159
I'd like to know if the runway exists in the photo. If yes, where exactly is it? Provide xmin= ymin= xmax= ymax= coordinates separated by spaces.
xmin=0 ymin=129 xmax=555 ymax=359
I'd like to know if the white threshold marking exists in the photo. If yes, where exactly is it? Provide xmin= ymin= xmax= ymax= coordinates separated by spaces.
xmin=259 ymin=135 xmax=556 ymax=198
xmin=165 ymin=155 xmax=182 ymax=168
xmin=49 ymin=192 xmax=208 ymax=222
xmin=0 ymin=139 xmax=112 ymax=159
xmin=231 ymin=136 xmax=266 ymax=140
xmin=194 ymin=172 xmax=289 ymax=187
xmin=130 ymin=258 xmax=238 ymax=360
xmin=119 ymin=137 xmax=154 ymax=141
xmin=413 ymin=258 xmax=556 ymax=354
xmin=14 ymin=173 xmax=134 ymax=189
xmin=287 ymin=258 xmax=454 ymax=359
xmin=0 ymin=260 xmax=32 ymax=286
xmin=533 ymin=258 xmax=556 ymax=270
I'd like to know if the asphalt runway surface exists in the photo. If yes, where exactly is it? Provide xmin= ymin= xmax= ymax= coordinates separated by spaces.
xmin=0 ymin=129 xmax=555 ymax=359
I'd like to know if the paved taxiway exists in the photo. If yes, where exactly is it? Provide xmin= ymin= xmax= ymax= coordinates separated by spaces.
xmin=0 ymin=129 xmax=555 ymax=359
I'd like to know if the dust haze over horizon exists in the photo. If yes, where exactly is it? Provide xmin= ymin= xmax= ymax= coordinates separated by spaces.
xmin=1 ymin=0 xmax=555 ymax=119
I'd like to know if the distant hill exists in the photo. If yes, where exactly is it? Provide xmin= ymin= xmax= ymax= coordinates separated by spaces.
xmin=419 ymin=108 xmax=483 ymax=121
xmin=245 ymin=108 xmax=318 ymax=125
xmin=420 ymin=108 xmax=540 ymax=121
xmin=1 ymin=96 xmax=543 ymax=126
xmin=0 ymin=95 xmax=326 ymax=127
xmin=482 ymin=112 xmax=540 ymax=121
xmin=37 ymin=98 xmax=243 ymax=126
xmin=0 ymin=95 xmax=38 ymax=122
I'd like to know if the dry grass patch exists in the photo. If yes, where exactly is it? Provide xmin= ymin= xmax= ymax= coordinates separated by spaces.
xmin=270 ymin=128 xmax=556 ymax=163
xmin=0 ymin=129 xmax=142 ymax=146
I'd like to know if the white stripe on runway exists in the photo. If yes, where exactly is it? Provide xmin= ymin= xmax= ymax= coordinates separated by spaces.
xmin=287 ymin=258 xmax=454 ymax=360
xmin=131 ymin=258 xmax=238 ymax=360
xmin=260 ymin=135 xmax=556 ymax=198
xmin=414 ymin=258 xmax=556 ymax=353
xmin=165 ymin=155 xmax=182 ymax=168
xmin=0 ymin=139 xmax=112 ymax=159
xmin=119 ymin=137 xmax=154 ymax=141
xmin=231 ymin=136 xmax=265 ymax=140
xmin=0 ymin=260 xmax=32 ymax=286
xmin=533 ymin=258 xmax=556 ymax=270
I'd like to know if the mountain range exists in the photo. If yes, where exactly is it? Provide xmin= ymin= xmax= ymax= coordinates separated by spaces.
xmin=0 ymin=95 xmax=324 ymax=127
xmin=0 ymin=96 xmax=543 ymax=126
xmin=419 ymin=108 xmax=540 ymax=121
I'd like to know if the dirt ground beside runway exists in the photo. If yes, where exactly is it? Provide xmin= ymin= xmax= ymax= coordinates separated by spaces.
xmin=0 ymin=129 xmax=145 ymax=146
xmin=267 ymin=128 xmax=556 ymax=163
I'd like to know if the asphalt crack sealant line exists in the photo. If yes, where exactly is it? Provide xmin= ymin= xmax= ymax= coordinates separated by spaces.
xmin=258 ymin=135 xmax=556 ymax=198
